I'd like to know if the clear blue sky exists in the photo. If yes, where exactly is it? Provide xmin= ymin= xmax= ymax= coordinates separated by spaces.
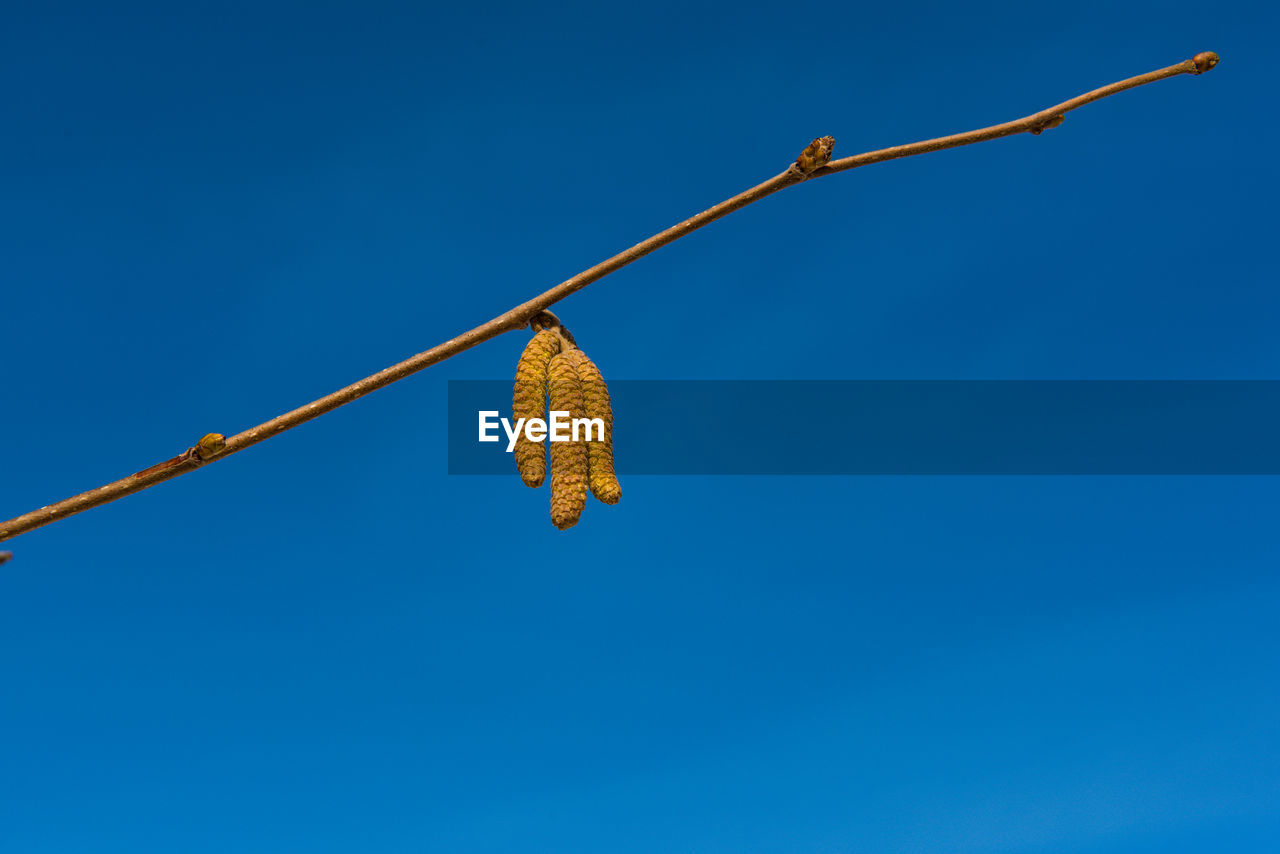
xmin=3 ymin=2 xmax=1277 ymax=852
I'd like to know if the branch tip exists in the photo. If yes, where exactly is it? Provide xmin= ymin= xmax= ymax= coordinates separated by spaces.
xmin=1192 ymin=52 xmax=1219 ymax=74
xmin=795 ymin=136 xmax=835 ymax=174
xmin=0 ymin=551 xmax=11 ymax=566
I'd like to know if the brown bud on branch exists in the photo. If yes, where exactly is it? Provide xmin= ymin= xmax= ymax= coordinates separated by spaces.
xmin=1192 ymin=52 xmax=1220 ymax=74
xmin=794 ymin=136 xmax=835 ymax=174
xmin=195 ymin=433 xmax=227 ymax=461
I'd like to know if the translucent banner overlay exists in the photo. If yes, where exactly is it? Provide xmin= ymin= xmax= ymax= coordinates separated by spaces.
xmin=448 ymin=381 xmax=1280 ymax=475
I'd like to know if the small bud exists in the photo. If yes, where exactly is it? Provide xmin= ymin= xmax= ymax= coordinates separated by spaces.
xmin=1192 ymin=51 xmax=1219 ymax=74
xmin=195 ymin=433 xmax=227 ymax=460
xmin=795 ymin=136 xmax=835 ymax=174
xmin=1030 ymin=114 xmax=1066 ymax=135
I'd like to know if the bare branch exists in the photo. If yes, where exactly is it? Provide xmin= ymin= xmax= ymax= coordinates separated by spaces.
xmin=0 ymin=52 xmax=1219 ymax=544
xmin=815 ymin=52 xmax=1220 ymax=176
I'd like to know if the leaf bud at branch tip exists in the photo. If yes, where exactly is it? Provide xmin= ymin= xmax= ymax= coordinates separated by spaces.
xmin=1192 ymin=52 xmax=1220 ymax=74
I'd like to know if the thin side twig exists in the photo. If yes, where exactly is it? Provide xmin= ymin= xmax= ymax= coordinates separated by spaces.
xmin=0 ymin=52 xmax=1219 ymax=545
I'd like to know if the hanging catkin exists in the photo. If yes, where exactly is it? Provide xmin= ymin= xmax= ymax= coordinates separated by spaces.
xmin=565 ymin=348 xmax=621 ymax=505
xmin=512 ymin=329 xmax=561 ymax=487
xmin=547 ymin=350 xmax=589 ymax=530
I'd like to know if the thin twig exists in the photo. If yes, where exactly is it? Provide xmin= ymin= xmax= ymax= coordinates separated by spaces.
xmin=0 ymin=52 xmax=1219 ymax=545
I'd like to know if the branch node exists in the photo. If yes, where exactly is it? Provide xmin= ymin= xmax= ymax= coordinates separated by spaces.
xmin=1192 ymin=52 xmax=1220 ymax=74
xmin=1029 ymin=114 xmax=1066 ymax=135
xmin=794 ymin=136 xmax=835 ymax=175
xmin=529 ymin=309 xmax=577 ymax=348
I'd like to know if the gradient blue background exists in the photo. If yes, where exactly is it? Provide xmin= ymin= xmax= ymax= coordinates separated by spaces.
xmin=2 ymin=2 xmax=1277 ymax=852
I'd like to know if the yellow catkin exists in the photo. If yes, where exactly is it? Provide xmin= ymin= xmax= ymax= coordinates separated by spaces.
xmin=565 ymin=349 xmax=620 ymax=505
xmin=512 ymin=329 xmax=561 ymax=487
xmin=547 ymin=350 xmax=589 ymax=530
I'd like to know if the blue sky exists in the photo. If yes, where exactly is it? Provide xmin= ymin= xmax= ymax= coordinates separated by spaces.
xmin=2 ymin=2 xmax=1277 ymax=852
